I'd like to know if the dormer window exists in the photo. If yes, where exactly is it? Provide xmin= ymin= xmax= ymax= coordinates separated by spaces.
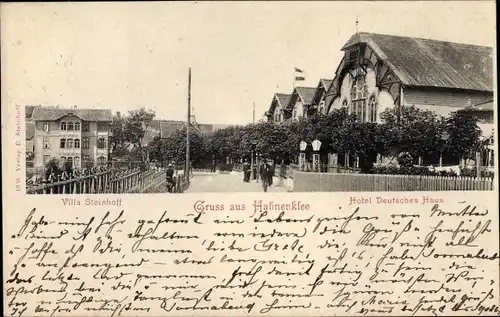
xmin=319 ymin=101 xmax=326 ymax=114
xmin=346 ymin=48 xmax=359 ymax=65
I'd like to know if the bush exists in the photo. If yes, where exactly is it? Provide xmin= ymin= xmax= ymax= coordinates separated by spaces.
xmin=219 ymin=163 xmax=234 ymax=172
xmin=371 ymin=165 xmax=458 ymax=177
xmin=460 ymin=167 xmax=494 ymax=178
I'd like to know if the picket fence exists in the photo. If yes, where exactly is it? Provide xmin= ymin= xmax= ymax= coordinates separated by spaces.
xmin=26 ymin=168 xmax=187 ymax=194
xmin=293 ymin=172 xmax=494 ymax=192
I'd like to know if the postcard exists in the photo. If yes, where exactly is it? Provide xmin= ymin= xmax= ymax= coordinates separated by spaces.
xmin=2 ymin=1 xmax=498 ymax=316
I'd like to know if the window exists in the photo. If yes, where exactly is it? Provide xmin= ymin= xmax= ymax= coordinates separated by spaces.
xmin=43 ymin=122 xmax=50 ymax=132
xmin=83 ymin=155 xmax=91 ymax=162
xmin=97 ymin=137 xmax=106 ymax=149
xmin=342 ymin=99 xmax=348 ymax=108
xmin=74 ymin=156 xmax=80 ymax=168
xmin=82 ymin=122 xmax=90 ymax=132
xmin=60 ymin=156 xmax=66 ymax=162
xmin=368 ymin=95 xmax=378 ymax=123
xmin=60 ymin=122 xmax=67 ymax=131
xmin=83 ymin=137 xmax=90 ymax=149
xmin=97 ymin=122 xmax=108 ymax=132
xmin=75 ymin=122 xmax=81 ymax=131
xmin=60 ymin=138 xmax=66 ymax=148
xmin=67 ymin=122 xmax=74 ymax=131
xmin=43 ymin=137 xmax=50 ymax=149
xmin=43 ymin=155 xmax=50 ymax=164
xmin=67 ymin=157 xmax=73 ymax=167
xmin=67 ymin=139 xmax=73 ymax=148
xmin=74 ymin=138 xmax=80 ymax=148
xmin=319 ymin=101 xmax=325 ymax=115
xmin=350 ymin=75 xmax=368 ymax=122
xmin=346 ymin=49 xmax=359 ymax=64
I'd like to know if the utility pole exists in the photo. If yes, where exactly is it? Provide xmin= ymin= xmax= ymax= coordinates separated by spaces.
xmin=186 ymin=68 xmax=191 ymax=185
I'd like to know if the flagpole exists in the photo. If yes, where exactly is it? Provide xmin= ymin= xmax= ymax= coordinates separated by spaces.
xmin=186 ymin=67 xmax=191 ymax=185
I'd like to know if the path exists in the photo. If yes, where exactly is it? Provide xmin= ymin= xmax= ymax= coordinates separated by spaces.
xmin=185 ymin=172 xmax=287 ymax=193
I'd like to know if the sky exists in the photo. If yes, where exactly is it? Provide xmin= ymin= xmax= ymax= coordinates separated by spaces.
xmin=2 ymin=1 xmax=496 ymax=125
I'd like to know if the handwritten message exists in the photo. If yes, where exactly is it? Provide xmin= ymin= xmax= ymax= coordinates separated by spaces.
xmin=4 ymin=194 xmax=499 ymax=316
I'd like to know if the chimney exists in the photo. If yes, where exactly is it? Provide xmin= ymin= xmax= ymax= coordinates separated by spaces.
xmin=116 ymin=111 xmax=121 ymax=118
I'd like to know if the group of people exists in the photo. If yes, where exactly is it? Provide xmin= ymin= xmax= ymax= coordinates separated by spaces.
xmin=242 ymin=159 xmax=274 ymax=187
xmin=28 ymin=165 xmax=111 ymax=187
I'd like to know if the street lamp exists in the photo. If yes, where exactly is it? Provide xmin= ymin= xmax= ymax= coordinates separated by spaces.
xmin=312 ymin=139 xmax=322 ymax=172
xmin=299 ymin=141 xmax=307 ymax=171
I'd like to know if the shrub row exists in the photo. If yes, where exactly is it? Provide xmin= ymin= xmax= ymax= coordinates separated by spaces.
xmin=371 ymin=166 xmax=457 ymax=176
xmin=371 ymin=165 xmax=494 ymax=178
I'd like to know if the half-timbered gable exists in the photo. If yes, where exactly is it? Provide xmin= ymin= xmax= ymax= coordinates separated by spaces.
xmin=311 ymin=79 xmax=333 ymax=115
xmin=287 ymin=87 xmax=316 ymax=121
xmin=266 ymin=93 xmax=291 ymax=123
xmin=326 ymin=32 xmax=493 ymax=122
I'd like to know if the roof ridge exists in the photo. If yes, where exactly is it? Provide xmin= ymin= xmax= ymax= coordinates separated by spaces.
xmin=358 ymin=31 xmax=493 ymax=49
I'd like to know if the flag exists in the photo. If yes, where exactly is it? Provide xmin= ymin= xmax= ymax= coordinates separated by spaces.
xmin=295 ymin=76 xmax=305 ymax=81
xmin=294 ymin=67 xmax=304 ymax=73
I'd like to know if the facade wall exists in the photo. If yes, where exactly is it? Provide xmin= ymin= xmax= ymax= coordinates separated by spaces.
xmin=292 ymin=100 xmax=306 ymax=121
xmin=33 ymin=116 xmax=110 ymax=168
xmin=402 ymin=87 xmax=493 ymax=117
xmin=328 ymin=66 xmax=395 ymax=122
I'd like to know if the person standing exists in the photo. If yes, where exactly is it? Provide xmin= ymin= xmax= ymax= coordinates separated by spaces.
xmin=243 ymin=160 xmax=250 ymax=182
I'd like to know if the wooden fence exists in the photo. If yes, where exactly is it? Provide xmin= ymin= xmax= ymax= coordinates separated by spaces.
xmin=26 ymin=168 xmax=184 ymax=194
xmin=293 ymin=172 xmax=494 ymax=192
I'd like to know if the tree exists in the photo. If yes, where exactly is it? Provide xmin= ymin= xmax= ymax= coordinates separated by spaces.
xmin=239 ymin=122 xmax=296 ymax=162
xmin=208 ymin=126 xmax=244 ymax=163
xmin=150 ymin=127 xmax=209 ymax=168
xmin=379 ymin=106 xmax=445 ymax=159
xmin=444 ymin=112 xmax=482 ymax=160
xmin=123 ymin=108 xmax=155 ymax=164
xmin=339 ymin=121 xmax=380 ymax=171
xmin=110 ymin=113 xmax=127 ymax=157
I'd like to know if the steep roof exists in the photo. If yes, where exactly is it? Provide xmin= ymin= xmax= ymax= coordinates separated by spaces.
xmin=31 ymin=107 xmax=113 ymax=122
xmin=312 ymin=79 xmax=333 ymax=105
xmin=276 ymin=93 xmax=291 ymax=107
xmin=25 ymin=105 xmax=39 ymax=119
xmin=295 ymin=87 xmax=316 ymax=105
xmin=320 ymin=79 xmax=333 ymax=90
xmin=160 ymin=120 xmax=186 ymax=138
xmin=268 ymin=93 xmax=291 ymax=116
xmin=342 ymin=32 xmax=493 ymax=91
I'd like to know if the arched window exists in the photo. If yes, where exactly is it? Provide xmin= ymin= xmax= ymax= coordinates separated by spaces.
xmin=368 ymin=95 xmax=378 ymax=123
xmin=67 ymin=122 xmax=74 ymax=131
xmin=60 ymin=138 xmax=66 ymax=148
xmin=67 ymin=139 xmax=73 ymax=148
xmin=60 ymin=122 xmax=67 ymax=131
xmin=350 ymin=75 xmax=368 ymax=122
xmin=75 ymin=122 xmax=81 ymax=131
xmin=97 ymin=137 xmax=107 ymax=149
xmin=60 ymin=156 xmax=66 ymax=162
xmin=74 ymin=139 xmax=80 ymax=148
xmin=74 ymin=156 xmax=80 ymax=168
xmin=342 ymin=99 xmax=348 ymax=108
xmin=67 ymin=157 xmax=73 ymax=168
